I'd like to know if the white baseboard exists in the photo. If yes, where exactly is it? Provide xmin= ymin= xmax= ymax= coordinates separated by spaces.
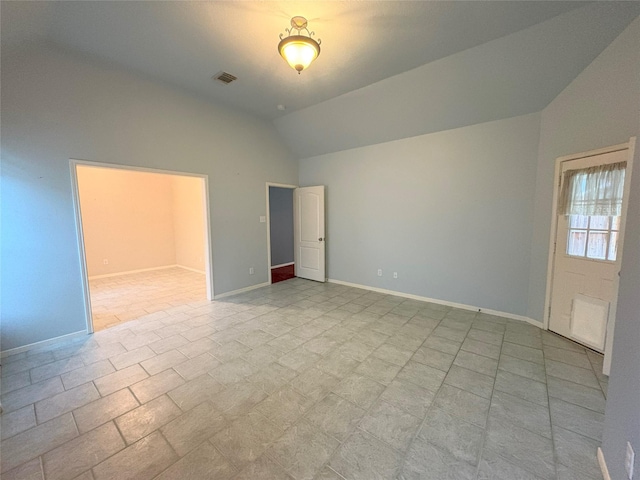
xmin=1 ymin=330 xmax=88 ymax=358
xmin=214 ymin=282 xmax=270 ymax=300
xmin=89 ymin=264 xmax=205 ymax=279
xmin=598 ymin=447 xmax=612 ymax=480
xmin=327 ymin=278 xmax=541 ymax=326
xmin=88 ymin=264 xmax=180 ymax=280
xmin=271 ymin=262 xmax=295 ymax=269
xmin=176 ymin=265 xmax=206 ymax=275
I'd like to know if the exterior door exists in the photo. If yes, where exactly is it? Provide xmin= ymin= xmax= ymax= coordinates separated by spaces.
xmin=549 ymin=149 xmax=630 ymax=352
xmin=294 ymin=186 xmax=325 ymax=282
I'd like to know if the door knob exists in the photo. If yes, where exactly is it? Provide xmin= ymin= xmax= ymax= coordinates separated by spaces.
xmin=318 ymin=238 xmax=324 ymax=242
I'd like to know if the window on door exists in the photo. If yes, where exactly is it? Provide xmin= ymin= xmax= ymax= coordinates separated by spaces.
xmin=567 ymin=214 xmax=620 ymax=261
xmin=559 ymin=160 xmax=626 ymax=263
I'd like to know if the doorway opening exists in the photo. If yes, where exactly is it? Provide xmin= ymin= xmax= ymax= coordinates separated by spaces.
xmin=266 ymin=183 xmax=327 ymax=285
xmin=545 ymin=138 xmax=635 ymax=374
xmin=267 ymin=183 xmax=296 ymax=284
xmin=71 ymin=161 xmax=213 ymax=333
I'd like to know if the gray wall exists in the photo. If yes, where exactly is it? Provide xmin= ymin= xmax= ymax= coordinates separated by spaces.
xmin=299 ymin=113 xmax=540 ymax=317
xmin=603 ymin=140 xmax=640 ymax=480
xmin=269 ymin=186 xmax=294 ymax=267
xmin=1 ymin=45 xmax=297 ymax=351
xmin=528 ymin=17 xmax=640 ymax=322
xmin=524 ymin=17 xmax=639 ymax=479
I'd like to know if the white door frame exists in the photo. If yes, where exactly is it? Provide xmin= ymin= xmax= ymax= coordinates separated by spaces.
xmin=265 ymin=182 xmax=298 ymax=285
xmin=543 ymin=137 xmax=636 ymax=374
xmin=70 ymin=159 xmax=215 ymax=334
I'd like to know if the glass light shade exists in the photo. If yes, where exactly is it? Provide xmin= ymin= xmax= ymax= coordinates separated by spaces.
xmin=278 ymin=35 xmax=320 ymax=73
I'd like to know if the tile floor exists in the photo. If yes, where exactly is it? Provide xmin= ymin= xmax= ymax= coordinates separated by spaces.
xmin=89 ymin=267 xmax=206 ymax=331
xmin=0 ymin=278 xmax=609 ymax=479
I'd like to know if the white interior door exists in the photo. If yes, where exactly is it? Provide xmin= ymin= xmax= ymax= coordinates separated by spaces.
xmin=294 ymin=186 xmax=325 ymax=282
xmin=549 ymin=149 xmax=630 ymax=353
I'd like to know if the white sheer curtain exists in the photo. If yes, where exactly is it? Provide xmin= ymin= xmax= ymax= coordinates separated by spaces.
xmin=558 ymin=162 xmax=627 ymax=216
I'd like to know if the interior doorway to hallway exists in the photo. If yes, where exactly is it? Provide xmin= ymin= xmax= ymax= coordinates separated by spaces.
xmin=266 ymin=182 xmax=327 ymax=284
xmin=267 ymin=184 xmax=296 ymax=284
xmin=71 ymin=161 xmax=213 ymax=332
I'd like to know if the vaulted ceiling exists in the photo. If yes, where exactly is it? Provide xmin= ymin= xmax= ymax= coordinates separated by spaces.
xmin=3 ymin=1 xmax=639 ymax=158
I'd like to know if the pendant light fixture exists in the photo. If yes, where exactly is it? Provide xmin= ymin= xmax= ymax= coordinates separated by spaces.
xmin=278 ymin=16 xmax=321 ymax=74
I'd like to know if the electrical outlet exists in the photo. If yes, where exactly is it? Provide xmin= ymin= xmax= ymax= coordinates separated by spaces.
xmin=103 ymin=259 xmax=109 ymax=265
xmin=393 ymin=272 xmax=398 ymax=279
xmin=249 ymin=267 xmax=254 ymax=275
xmin=377 ymin=269 xmax=382 ymax=277
xmin=626 ymin=442 xmax=635 ymax=479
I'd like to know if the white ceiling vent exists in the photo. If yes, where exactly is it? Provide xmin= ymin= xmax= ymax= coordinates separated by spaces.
xmin=212 ymin=71 xmax=237 ymax=85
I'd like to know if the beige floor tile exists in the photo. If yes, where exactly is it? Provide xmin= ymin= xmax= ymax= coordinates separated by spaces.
xmin=80 ymin=343 xmax=127 ymax=365
xmin=110 ymin=346 xmax=156 ymax=370
xmin=355 ymin=356 xmax=401 ymax=385
xmin=212 ymin=381 xmax=268 ymax=418
xmin=73 ymin=388 xmax=139 ymax=433
xmin=359 ymin=399 xmax=422 ymax=451
xmin=1 ymin=371 xmax=32 ymax=395
xmin=254 ymin=385 xmax=315 ymax=430
xmin=115 ymin=394 xmax=182 ymax=444
xmin=173 ymin=353 xmax=220 ymax=380
xmin=35 ymin=383 xmax=100 ymax=424
xmin=305 ymin=393 xmax=365 ymax=442
xmin=211 ymin=411 xmax=284 ymax=468
xmin=92 ymin=431 xmax=178 ymax=480
xmin=160 ymin=401 xmax=227 ymax=456
xmin=130 ymin=368 xmax=185 ymax=404
xmin=167 ymin=374 xmax=225 ymax=411
xmin=0 ymin=413 xmax=78 ymax=473
xmin=234 ymin=455 xmax=293 ymax=480
xmin=2 ymin=353 xmax=55 ymax=378
xmin=89 ymin=268 xmax=206 ymax=332
xmin=267 ymin=419 xmax=339 ymax=480
xmin=329 ymin=429 xmax=403 ymax=480
xmin=147 ymin=335 xmax=190 ymax=355
xmin=29 ymin=356 xmax=85 ymax=384
xmin=290 ymin=367 xmax=340 ymax=402
xmin=1 ymin=377 xmax=64 ymax=413
xmin=1 ymin=404 xmax=37 ymax=440
xmin=1 ymin=458 xmax=43 ymax=480
xmin=378 ymin=379 xmax=436 ymax=418
xmin=2 ymin=277 xmax=608 ymax=480
xmin=154 ymin=441 xmax=237 ymax=479
xmin=42 ymin=422 xmax=125 ymax=480
xmin=60 ymin=360 xmax=115 ymax=390
xmin=94 ymin=364 xmax=149 ymax=396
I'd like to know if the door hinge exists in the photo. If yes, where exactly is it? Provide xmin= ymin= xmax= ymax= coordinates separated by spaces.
xmin=553 ymin=242 xmax=557 ymax=254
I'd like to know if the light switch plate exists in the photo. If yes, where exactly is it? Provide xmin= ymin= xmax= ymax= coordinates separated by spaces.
xmin=259 ymin=216 xmax=266 ymax=223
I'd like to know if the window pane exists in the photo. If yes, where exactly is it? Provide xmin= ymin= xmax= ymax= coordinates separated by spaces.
xmin=612 ymin=216 xmax=621 ymax=231
xmin=609 ymin=231 xmax=619 ymax=261
xmin=567 ymin=230 xmax=587 ymax=256
xmin=589 ymin=216 xmax=609 ymax=230
xmin=570 ymin=215 xmax=589 ymax=229
xmin=587 ymin=232 xmax=608 ymax=260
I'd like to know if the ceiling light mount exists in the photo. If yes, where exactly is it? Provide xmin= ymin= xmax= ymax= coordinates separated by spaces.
xmin=278 ymin=16 xmax=321 ymax=74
